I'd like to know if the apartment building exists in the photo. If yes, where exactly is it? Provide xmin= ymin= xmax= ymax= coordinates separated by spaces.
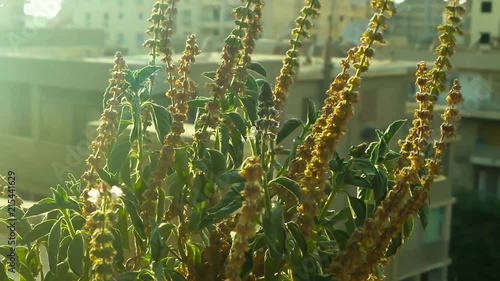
xmin=49 ymin=0 xmax=240 ymax=54
xmin=261 ymin=0 xmax=371 ymax=44
xmin=391 ymin=0 xmax=448 ymax=48
xmin=467 ymin=0 xmax=500 ymax=48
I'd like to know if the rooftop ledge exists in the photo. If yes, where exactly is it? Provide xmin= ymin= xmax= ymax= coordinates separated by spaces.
xmin=0 ymin=52 xmax=417 ymax=80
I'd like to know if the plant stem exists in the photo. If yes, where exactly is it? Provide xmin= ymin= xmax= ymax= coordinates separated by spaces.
xmin=319 ymin=179 xmax=343 ymax=222
xmin=62 ymin=209 xmax=76 ymax=238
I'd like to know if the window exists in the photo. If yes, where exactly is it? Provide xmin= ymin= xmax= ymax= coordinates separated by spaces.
xmin=212 ymin=6 xmax=221 ymax=21
xmin=477 ymin=167 xmax=500 ymax=198
xmin=480 ymin=32 xmax=491 ymax=44
xmin=421 ymin=268 xmax=444 ymax=281
xmin=136 ymin=33 xmax=145 ymax=48
xmin=138 ymin=13 xmax=144 ymax=21
xmin=481 ymin=1 xmax=492 ymax=13
xmin=3 ymin=83 xmax=32 ymax=138
xmin=84 ymin=12 xmax=91 ymax=27
xmin=182 ymin=10 xmax=192 ymax=25
xmin=423 ymin=207 xmax=445 ymax=243
xmin=339 ymin=15 xmax=344 ymax=22
xmin=118 ymin=12 xmax=124 ymax=20
xmin=117 ymin=33 xmax=125 ymax=45
xmin=103 ymin=12 xmax=110 ymax=28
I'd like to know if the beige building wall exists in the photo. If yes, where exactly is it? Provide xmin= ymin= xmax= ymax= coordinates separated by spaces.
xmin=393 ymin=0 xmax=447 ymax=46
xmin=467 ymin=0 xmax=500 ymax=46
xmin=261 ymin=0 xmax=371 ymax=44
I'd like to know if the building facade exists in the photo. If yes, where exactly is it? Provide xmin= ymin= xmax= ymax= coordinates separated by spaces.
xmin=466 ymin=0 xmax=500 ymax=48
xmin=0 ymin=0 xmax=26 ymax=30
xmin=391 ymin=0 xmax=448 ymax=48
xmin=261 ymin=0 xmax=371 ymax=44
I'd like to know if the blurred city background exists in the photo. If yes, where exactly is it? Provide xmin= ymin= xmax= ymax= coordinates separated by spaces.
xmin=0 ymin=0 xmax=499 ymax=280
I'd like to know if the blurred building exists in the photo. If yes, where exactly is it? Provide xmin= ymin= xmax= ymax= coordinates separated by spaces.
xmin=48 ymin=0 xmax=242 ymax=54
xmin=391 ymin=0 xmax=448 ymax=48
xmin=0 ymin=0 xmax=26 ymax=30
xmin=466 ymin=0 xmax=500 ymax=49
xmin=261 ymin=0 xmax=371 ymax=44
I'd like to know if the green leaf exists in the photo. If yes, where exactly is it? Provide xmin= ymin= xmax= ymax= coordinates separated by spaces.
xmin=48 ymin=217 xmax=62 ymax=274
xmin=174 ymin=146 xmax=191 ymax=184
xmin=207 ymin=149 xmax=227 ymax=176
xmin=347 ymin=195 xmax=366 ymax=227
xmin=332 ymin=229 xmax=350 ymax=250
xmin=121 ymin=157 xmax=133 ymax=190
xmin=241 ymin=96 xmax=257 ymax=124
xmin=269 ymin=176 xmax=301 ymax=201
xmin=386 ymin=232 xmax=402 ymax=257
xmin=151 ymin=103 xmax=172 ymax=143
xmin=264 ymin=250 xmax=280 ymax=280
xmin=215 ymin=170 xmax=246 ymax=188
xmin=199 ymin=191 xmax=243 ymax=230
xmin=134 ymin=65 xmax=162 ymax=88
xmin=263 ymin=204 xmax=286 ymax=260
xmin=18 ymin=261 xmax=35 ymax=281
xmin=226 ymin=112 xmax=247 ymax=138
xmin=96 ymin=168 xmax=119 ymax=186
xmin=116 ymin=205 xmax=130 ymax=251
xmin=369 ymin=143 xmax=380 ymax=164
xmin=156 ymin=187 xmax=166 ymax=224
xmin=276 ymin=118 xmax=303 ymax=144
xmin=306 ymin=98 xmax=318 ymax=125
xmin=167 ymin=270 xmax=187 ymax=281
xmin=107 ymin=138 xmax=132 ymax=174
xmin=117 ymin=105 xmax=133 ymax=136
xmin=68 ymin=231 xmax=84 ymax=275
xmin=403 ymin=215 xmax=414 ymax=240
xmin=1 ymin=206 xmax=32 ymax=237
xmin=373 ymin=166 xmax=388 ymax=205
xmin=52 ymin=185 xmax=69 ymax=206
xmin=383 ymin=119 xmax=407 ymax=143
xmin=201 ymin=71 xmax=216 ymax=81
xmin=219 ymin=124 xmax=230 ymax=155
xmin=0 ymin=261 xmax=13 ymax=281
xmin=286 ymin=222 xmax=307 ymax=254
xmin=245 ymin=75 xmax=259 ymax=91
xmin=23 ymin=198 xmax=57 ymax=218
xmin=130 ymin=94 xmax=142 ymax=143
xmin=248 ymin=62 xmax=267 ymax=77
xmin=351 ymin=158 xmax=377 ymax=175
xmin=377 ymin=136 xmax=389 ymax=161
xmin=165 ymin=172 xmax=185 ymax=207
xmin=150 ymin=224 xmax=165 ymax=262
xmin=188 ymin=96 xmax=212 ymax=108
xmin=122 ymin=198 xmax=146 ymax=239
xmin=152 ymin=261 xmax=164 ymax=281
xmin=418 ymin=202 xmax=430 ymax=229
xmin=21 ymin=219 xmax=57 ymax=245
